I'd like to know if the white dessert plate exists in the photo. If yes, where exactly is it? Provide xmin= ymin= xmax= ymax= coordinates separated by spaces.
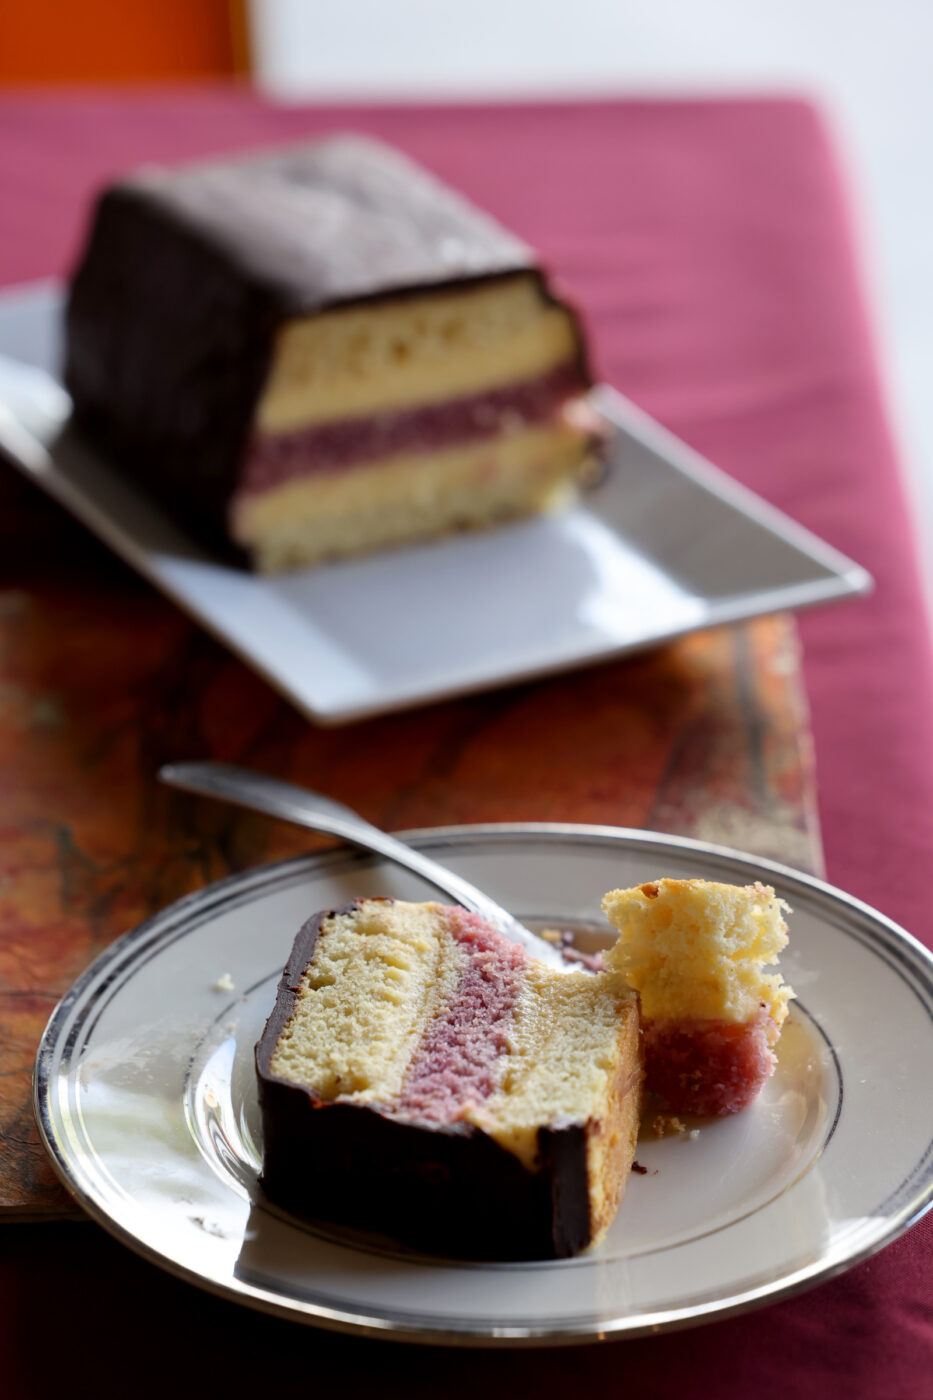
xmin=34 ymin=824 xmax=933 ymax=1347
xmin=0 ymin=281 xmax=870 ymax=725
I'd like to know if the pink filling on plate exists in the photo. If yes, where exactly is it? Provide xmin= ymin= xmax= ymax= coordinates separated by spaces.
xmin=642 ymin=1008 xmax=778 ymax=1117
xmin=240 ymin=364 xmax=586 ymax=493
xmin=392 ymin=908 xmax=528 ymax=1123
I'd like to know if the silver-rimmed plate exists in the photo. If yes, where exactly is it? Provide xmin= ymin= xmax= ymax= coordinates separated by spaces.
xmin=0 ymin=281 xmax=870 ymax=725
xmin=34 ymin=824 xmax=933 ymax=1346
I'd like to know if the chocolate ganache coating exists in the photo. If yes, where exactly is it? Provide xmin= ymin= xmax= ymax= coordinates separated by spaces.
xmin=255 ymin=900 xmax=593 ymax=1261
xmin=64 ymin=136 xmax=562 ymax=560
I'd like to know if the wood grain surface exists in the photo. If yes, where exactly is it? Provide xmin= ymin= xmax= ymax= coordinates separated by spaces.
xmin=0 ymin=463 xmax=821 ymax=1218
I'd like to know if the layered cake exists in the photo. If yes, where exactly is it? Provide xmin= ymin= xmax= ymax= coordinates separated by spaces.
xmin=65 ymin=135 xmax=593 ymax=571
xmin=602 ymin=878 xmax=793 ymax=1116
xmin=256 ymin=898 xmax=642 ymax=1260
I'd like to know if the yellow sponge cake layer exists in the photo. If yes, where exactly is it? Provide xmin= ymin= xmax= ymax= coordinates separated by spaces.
xmin=473 ymin=963 xmax=640 ymax=1241
xmin=257 ymin=273 xmax=581 ymax=434
xmin=268 ymin=900 xmax=463 ymax=1104
xmin=232 ymin=420 xmax=588 ymax=572
xmin=602 ymin=878 xmax=792 ymax=1025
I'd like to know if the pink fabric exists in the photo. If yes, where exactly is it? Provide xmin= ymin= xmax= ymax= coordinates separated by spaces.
xmin=1 ymin=91 xmax=931 ymax=1396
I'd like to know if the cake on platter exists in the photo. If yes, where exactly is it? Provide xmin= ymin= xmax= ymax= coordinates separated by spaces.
xmin=255 ymin=879 xmax=793 ymax=1260
xmin=255 ymin=898 xmax=642 ymax=1261
xmin=65 ymin=135 xmax=595 ymax=572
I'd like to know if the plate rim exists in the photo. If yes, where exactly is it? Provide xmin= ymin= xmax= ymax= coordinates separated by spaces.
xmin=33 ymin=821 xmax=933 ymax=1346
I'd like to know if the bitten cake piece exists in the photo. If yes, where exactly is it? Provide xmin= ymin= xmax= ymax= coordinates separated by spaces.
xmin=65 ymin=135 xmax=593 ymax=572
xmin=256 ymin=898 xmax=642 ymax=1260
xmin=602 ymin=879 xmax=793 ymax=1117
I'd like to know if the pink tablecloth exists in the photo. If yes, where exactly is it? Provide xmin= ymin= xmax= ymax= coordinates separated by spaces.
xmin=2 ymin=91 xmax=932 ymax=1397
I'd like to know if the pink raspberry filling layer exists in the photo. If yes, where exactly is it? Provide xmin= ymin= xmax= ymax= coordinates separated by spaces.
xmin=392 ymin=908 xmax=528 ymax=1124
xmin=643 ymin=1009 xmax=778 ymax=1117
xmin=240 ymin=364 xmax=586 ymax=493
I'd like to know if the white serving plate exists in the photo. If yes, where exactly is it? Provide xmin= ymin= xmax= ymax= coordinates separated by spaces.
xmin=0 ymin=282 xmax=870 ymax=725
xmin=34 ymin=825 xmax=933 ymax=1346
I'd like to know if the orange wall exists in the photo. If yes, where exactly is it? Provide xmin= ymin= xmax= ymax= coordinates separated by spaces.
xmin=0 ymin=0 xmax=246 ymax=83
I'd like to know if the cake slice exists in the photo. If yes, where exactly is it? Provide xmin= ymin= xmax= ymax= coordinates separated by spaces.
xmin=255 ymin=898 xmax=642 ymax=1260
xmin=65 ymin=135 xmax=594 ymax=572
xmin=602 ymin=879 xmax=793 ymax=1116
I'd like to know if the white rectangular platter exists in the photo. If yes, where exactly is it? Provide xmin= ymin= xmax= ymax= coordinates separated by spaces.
xmin=0 ymin=281 xmax=870 ymax=725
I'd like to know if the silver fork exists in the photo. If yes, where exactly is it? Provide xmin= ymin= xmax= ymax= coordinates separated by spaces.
xmin=158 ymin=760 xmax=568 ymax=969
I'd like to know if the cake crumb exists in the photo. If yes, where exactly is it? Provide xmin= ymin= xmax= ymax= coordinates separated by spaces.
xmin=212 ymin=972 xmax=235 ymax=992
xmin=189 ymin=1215 xmax=231 ymax=1239
xmin=686 ymin=1129 xmax=700 ymax=1141
xmin=631 ymin=1161 xmax=648 ymax=1175
xmin=537 ymin=927 xmax=604 ymax=971
xmin=652 ymin=1113 xmax=687 ymax=1138
xmin=561 ymin=946 xmax=604 ymax=971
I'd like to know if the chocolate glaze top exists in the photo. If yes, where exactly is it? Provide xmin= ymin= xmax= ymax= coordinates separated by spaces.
xmin=114 ymin=135 xmax=536 ymax=317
